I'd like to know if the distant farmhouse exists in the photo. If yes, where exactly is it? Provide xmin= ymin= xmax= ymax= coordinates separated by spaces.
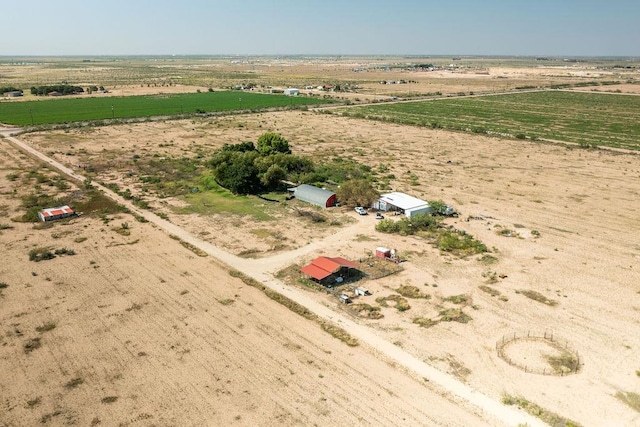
xmin=3 ymin=90 xmax=23 ymax=97
xmin=284 ymin=88 xmax=299 ymax=96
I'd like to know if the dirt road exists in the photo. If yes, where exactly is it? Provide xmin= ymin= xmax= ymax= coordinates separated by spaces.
xmin=1 ymin=127 xmax=545 ymax=426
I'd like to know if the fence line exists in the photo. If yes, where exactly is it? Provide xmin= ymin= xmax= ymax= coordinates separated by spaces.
xmin=496 ymin=329 xmax=581 ymax=376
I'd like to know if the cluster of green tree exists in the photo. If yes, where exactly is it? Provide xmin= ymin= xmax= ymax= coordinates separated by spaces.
xmin=30 ymin=85 xmax=84 ymax=96
xmin=296 ymin=157 xmax=373 ymax=186
xmin=0 ymin=86 xmax=22 ymax=94
xmin=208 ymin=133 xmax=313 ymax=194
xmin=208 ymin=133 xmax=380 ymax=205
xmin=335 ymin=179 xmax=379 ymax=207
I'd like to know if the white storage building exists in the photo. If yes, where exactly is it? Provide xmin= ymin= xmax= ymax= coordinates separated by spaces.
xmin=372 ymin=192 xmax=431 ymax=218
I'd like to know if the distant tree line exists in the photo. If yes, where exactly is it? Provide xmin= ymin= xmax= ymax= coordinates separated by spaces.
xmin=30 ymin=84 xmax=84 ymax=96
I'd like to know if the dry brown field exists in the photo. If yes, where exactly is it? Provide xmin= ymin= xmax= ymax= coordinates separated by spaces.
xmin=2 ymin=57 xmax=640 ymax=426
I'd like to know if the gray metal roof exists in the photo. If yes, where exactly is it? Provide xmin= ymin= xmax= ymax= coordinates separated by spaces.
xmin=294 ymin=184 xmax=336 ymax=207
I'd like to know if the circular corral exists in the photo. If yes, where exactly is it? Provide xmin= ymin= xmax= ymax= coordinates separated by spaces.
xmin=496 ymin=331 xmax=581 ymax=376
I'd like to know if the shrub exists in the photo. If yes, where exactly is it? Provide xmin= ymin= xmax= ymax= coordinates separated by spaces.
xmin=520 ymin=290 xmax=558 ymax=306
xmin=35 ymin=322 xmax=56 ymax=333
xmin=439 ymin=308 xmax=472 ymax=323
xmin=396 ymin=285 xmax=430 ymax=299
xmin=24 ymin=337 xmax=42 ymax=353
xmin=64 ymin=377 xmax=84 ymax=389
xmin=29 ymin=247 xmax=56 ymax=262
xmin=413 ymin=317 xmax=438 ymax=328
xmin=443 ymin=294 xmax=469 ymax=305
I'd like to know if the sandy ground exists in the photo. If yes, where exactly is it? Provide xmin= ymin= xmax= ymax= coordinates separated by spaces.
xmin=0 ymin=136 xmax=498 ymax=426
xmin=14 ymin=107 xmax=640 ymax=426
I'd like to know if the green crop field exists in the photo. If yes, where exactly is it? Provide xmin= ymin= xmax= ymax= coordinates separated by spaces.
xmin=337 ymin=91 xmax=640 ymax=150
xmin=0 ymin=91 xmax=328 ymax=126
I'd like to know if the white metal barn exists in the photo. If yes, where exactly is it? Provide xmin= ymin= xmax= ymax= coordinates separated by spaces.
xmin=372 ymin=192 xmax=431 ymax=218
xmin=284 ymin=88 xmax=300 ymax=96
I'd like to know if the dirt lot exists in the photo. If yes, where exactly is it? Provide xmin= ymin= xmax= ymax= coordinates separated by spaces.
xmin=11 ymin=106 xmax=640 ymax=426
xmin=0 ymin=140 xmax=495 ymax=426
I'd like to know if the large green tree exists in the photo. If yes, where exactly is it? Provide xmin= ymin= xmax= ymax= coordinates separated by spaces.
xmin=336 ymin=179 xmax=379 ymax=207
xmin=257 ymin=133 xmax=291 ymax=156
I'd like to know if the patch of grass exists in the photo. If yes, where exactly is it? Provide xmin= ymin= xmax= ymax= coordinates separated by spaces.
xmin=376 ymin=294 xmax=411 ymax=311
xmin=35 ymin=322 xmax=57 ymax=333
xmin=178 ymin=184 xmax=272 ymax=221
xmin=482 ymin=270 xmax=499 ymax=284
xmin=443 ymin=294 xmax=469 ymax=305
xmin=295 ymin=207 xmax=326 ymax=223
xmin=479 ymin=254 xmax=498 ymax=265
xmin=545 ymin=351 xmax=580 ymax=374
xmin=520 ymin=289 xmax=558 ymax=306
xmin=413 ymin=317 xmax=438 ymax=328
xmin=616 ymin=391 xmax=640 ymax=413
xmin=218 ymin=298 xmax=235 ymax=306
xmin=0 ymin=223 xmax=13 ymax=230
xmin=40 ymin=410 xmax=63 ymax=424
xmin=24 ymin=337 xmax=42 ymax=353
xmin=26 ymin=396 xmax=41 ymax=407
xmin=396 ymin=285 xmax=430 ymax=299
xmin=438 ymin=308 xmax=472 ymax=323
xmin=0 ymin=282 xmax=8 ymax=289
xmin=478 ymin=285 xmax=501 ymax=297
xmin=349 ymin=303 xmax=384 ymax=319
xmin=502 ymin=394 xmax=583 ymax=426
xmin=101 ymin=396 xmax=119 ymax=404
xmin=54 ymin=247 xmax=75 ymax=256
xmin=113 ymin=222 xmax=131 ymax=236
xmin=74 ymin=236 xmax=88 ymax=243
xmin=169 ymin=234 xmax=208 ymax=257
xmin=28 ymin=247 xmax=56 ymax=262
xmin=64 ymin=377 xmax=84 ymax=389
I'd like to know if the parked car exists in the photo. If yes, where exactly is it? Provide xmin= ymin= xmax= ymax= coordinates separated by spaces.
xmin=355 ymin=206 xmax=367 ymax=215
xmin=375 ymin=212 xmax=384 ymax=219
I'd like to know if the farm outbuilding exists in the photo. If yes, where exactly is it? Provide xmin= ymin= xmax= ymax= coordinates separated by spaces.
xmin=372 ymin=192 xmax=431 ymax=218
xmin=3 ymin=91 xmax=23 ymax=97
xmin=301 ymin=256 xmax=360 ymax=285
xmin=293 ymin=184 xmax=337 ymax=208
xmin=38 ymin=205 xmax=76 ymax=222
xmin=284 ymin=88 xmax=300 ymax=96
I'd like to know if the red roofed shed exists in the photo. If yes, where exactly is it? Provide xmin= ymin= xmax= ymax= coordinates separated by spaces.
xmin=301 ymin=256 xmax=359 ymax=284
xmin=38 ymin=205 xmax=76 ymax=222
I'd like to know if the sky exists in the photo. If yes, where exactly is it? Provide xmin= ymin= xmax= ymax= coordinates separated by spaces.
xmin=1 ymin=0 xmax=638 ymax=57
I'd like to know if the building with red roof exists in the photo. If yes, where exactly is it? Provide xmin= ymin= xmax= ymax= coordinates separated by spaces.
xmin=38 ymin=205 xmax=76 ymax=222
xmin=301 ymin=256 xmax=360 ymax=284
